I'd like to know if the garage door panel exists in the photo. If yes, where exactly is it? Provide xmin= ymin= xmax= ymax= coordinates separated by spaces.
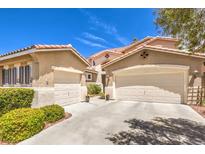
xmin=54 ymin=84 xmax=81 ymax=106
xmin=115 ymin=73 xmax=184 ymax=104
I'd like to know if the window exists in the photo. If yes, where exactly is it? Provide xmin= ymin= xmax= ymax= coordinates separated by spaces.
xmin=2 ymin=65 xmax=31 ymax=85
xmin=86 ymin=73 xmax=92 ymax=81
xmin=12 ymin=68 xmax=17 ymax=84
xmin=2 ymin=69 xmax=8 ymax=84
xmin=25 ymin=65 xmax=30 ymax=84
xmin=105 ymin=53 xmax=110 ymax=58
xmin=19 ymin=66 xmax=24 ymax=84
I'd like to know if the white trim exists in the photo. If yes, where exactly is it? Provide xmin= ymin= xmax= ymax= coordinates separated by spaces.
xmin=0 ymin=49 xmax=35 ymax=61
xmin=0 ymin=47 xmax=90 ymax=67
xmin=52 ymin=66 xmax=83 ymax=74
xmin=113 ymin=64 xmax=190 ymax=74
xmin=36 ymin=48 xmax=70 ymax=52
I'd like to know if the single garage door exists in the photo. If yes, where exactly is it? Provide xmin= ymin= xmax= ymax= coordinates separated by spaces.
xmin=54 ymin=83 xmax=81 ymax=106
xmin=53 ymin=66 xmax=83 ymax=106
xmin=115 ymin=72 xmax=185 ymax=104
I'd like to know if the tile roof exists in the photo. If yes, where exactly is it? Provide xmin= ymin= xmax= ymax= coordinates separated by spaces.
xmin=88 ymin=37 xmax=153 ymax=60
xmin=0 ymin=44 xmax=72 ymax=57
xmin=89 ymin=36 xmax=179 ymax=59
xmin=88 ymin=46 xmax=128 ymax=59
xmin=102 ymin=45 xmax=205 ymax=68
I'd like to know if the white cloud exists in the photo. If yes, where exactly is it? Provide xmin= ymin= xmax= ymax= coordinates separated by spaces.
xmin=75 ymin=37 xmax=107 ymax=48
xmin=79 ymin=9 xmax=130 ymax=45
xmin=83 ymin=32 xmax=107 ymax=43
xmin=115 ymin=34 xmax=130 ymax=45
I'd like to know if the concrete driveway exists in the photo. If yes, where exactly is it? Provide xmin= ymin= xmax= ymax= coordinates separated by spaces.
xmin=20 ymin=101 xmax=205 ymax=145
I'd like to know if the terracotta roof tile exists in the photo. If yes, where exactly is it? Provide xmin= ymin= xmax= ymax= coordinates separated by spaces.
xmin=0 ymin=44 xmax=72 ymax=57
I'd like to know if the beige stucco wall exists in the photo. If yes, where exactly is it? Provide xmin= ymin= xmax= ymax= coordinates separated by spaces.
xmin=103 ymin=49 xmax=205 ymax=87
xmin=54 ymin=70 xmax=81 ymax=84
xmin=31 ymin=50 xmax=88 ymax=87
xmin=0 ymin=54 xmax=33 ymax=66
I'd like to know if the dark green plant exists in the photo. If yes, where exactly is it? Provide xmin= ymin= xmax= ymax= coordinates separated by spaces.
xmin=0 ymin=108 xmax=45 ymax=143
xmin=41 ymin=104 xmax=65 ymax=123
xmin=87 ymin=84 xmax=101 ymax=95
xmin=0 ymin=88 xmax=34 ymax=116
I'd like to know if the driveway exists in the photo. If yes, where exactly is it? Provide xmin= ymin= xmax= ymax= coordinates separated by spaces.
xmin=20 ymin=101 xmax=205 ymax=145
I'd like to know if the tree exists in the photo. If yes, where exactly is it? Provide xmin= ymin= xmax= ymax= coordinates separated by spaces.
xmin=155 ymin=8 xmax=205 ymax=53
xmin=132 ymin=37 xmax=138 ymax=43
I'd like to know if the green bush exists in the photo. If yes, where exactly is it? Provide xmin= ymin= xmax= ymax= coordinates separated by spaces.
xmin=0 ymin=88 xmax=34 ymax=116
xmin=0 ymin=108 xmax=45 ymax=143
xmin=41 ymin=104 xmax=65 ymax=123
xmin=87 ymin=84 xmax=101 ymax=95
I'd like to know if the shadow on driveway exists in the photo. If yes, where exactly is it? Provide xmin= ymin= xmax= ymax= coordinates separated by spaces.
xmin=106 ymin=117 xmax=205 ymax=145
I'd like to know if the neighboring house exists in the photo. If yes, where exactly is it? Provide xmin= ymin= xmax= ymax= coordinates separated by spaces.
xmin=0 ymin=44 xmax=90 ymax=106
xmin=89 ymin=36 xmax=205 ymax=104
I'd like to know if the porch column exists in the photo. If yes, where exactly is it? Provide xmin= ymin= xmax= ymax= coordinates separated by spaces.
xmin=14 ymin=63 xmax=21 ymax=86
xmin=27 ymin=62 xmax=33 ymax=84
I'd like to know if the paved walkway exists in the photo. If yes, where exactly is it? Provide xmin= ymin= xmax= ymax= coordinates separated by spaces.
xmin=20 ymin=101 xmax=205 ymax=145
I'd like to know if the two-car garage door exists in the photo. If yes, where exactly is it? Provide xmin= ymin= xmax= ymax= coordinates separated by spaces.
xmin=114 ymin=65 xmax=188 ymax=104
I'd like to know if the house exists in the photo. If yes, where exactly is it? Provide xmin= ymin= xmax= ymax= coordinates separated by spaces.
xmin=90 ymin=36 xmax=205 ymax=104
xmin=1 ymin=36 xmax=204 ymax=106
xmin=0 ymin=44 xmax=90 ymax=106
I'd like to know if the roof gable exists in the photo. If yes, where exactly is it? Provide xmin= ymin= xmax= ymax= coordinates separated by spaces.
xmin=0 ymin=44 xmax=90 ymax=66
xmin=102 ymin=45 xmax=205 ymax=68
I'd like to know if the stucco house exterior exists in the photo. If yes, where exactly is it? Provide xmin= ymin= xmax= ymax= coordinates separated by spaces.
xmin=88 ymin=37 xmax=205 ymax=104
xmin=1 ymin=36 xmax=205 ymax=106
xmin=0 ymin=44 xmax=90 ymax=106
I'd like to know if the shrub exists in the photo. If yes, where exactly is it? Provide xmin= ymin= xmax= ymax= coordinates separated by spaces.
xmin=41 ymin=104 xmax=65 ymax=123
xmin=0 ymin=88 xmax=34 ymax=116
xmin=87 ymin=84 xmax=101 ymax=95
xmin=0 ymin=108 xmax=45 ymax=143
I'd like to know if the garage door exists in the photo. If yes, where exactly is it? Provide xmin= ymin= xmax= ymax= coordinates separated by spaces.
xmin=53 ymin=68 xmax=82 ymax=106
xmin=115 ymin=73 xmax=185 ymax=104
xmin=54 ymin=84 xmax=81 ymax=106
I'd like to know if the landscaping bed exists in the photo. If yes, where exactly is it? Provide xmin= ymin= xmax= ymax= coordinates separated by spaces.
xmin=190 ymin=105 xmax=205 ymax=118
xmin=0 ymin=88 xmax=71 ymax=145
xmin=0 ymin=112 xmax=71 ymax=145
xmin=0 ymin=88 xmax=72 ymax=144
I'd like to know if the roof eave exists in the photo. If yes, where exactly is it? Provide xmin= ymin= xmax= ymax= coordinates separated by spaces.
xmin=102 ymin=46 xmax=205 ymax=69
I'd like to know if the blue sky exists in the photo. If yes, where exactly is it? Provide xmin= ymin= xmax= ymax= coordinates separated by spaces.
xmin=0 ymin=8 xmax=158 ymax=58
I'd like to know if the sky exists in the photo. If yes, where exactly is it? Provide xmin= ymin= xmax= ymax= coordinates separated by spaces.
xmin=0 ymin=8 xmax=158 ymax=58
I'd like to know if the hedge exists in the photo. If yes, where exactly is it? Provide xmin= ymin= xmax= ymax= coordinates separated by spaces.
xmin=87 ymin=84 xmax=101 ymax=95
xmin=41 ymin=104 xmax=65 ymax=123
xmin=0 ymin=108 xmax=45 ymax=143
xmin=0 ymin=88 xmax=34 ymax=116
